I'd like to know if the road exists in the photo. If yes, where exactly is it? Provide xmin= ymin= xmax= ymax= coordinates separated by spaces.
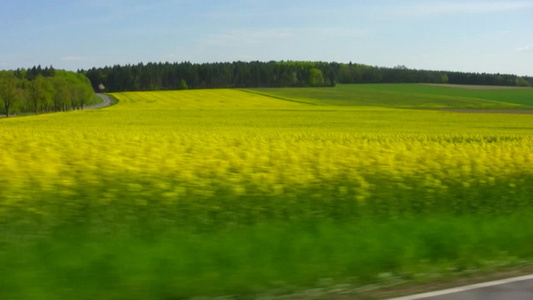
xmin=0 ymin=93 xmax=114 ymax=119
xmin=387 ymin=275 xmax=533 ymax=300
xmin=86 ymin=93 xmax=114 ymax=109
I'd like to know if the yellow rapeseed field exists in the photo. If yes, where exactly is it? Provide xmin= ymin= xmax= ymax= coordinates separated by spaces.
xmin=1 ymin=88 xmax=532 ymax=223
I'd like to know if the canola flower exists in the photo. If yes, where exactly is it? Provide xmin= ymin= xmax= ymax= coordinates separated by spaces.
xmin=0 ymin=89 xmax=532 ymax=229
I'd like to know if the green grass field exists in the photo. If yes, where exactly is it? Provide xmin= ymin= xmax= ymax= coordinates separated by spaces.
xmin=1 ymin=84 xmax=533 ymax=299
xmin=248 ymin=83 xmax=533 ymax=109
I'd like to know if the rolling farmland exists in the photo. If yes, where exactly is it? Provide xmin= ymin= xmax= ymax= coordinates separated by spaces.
xmin=1 ymin=84 xmax=533 ymax=299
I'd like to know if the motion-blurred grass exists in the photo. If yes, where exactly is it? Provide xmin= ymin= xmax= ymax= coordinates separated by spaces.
xmin=4 ymin=215 xmax=533 ymax=299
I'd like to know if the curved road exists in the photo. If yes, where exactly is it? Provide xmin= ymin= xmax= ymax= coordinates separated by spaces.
xmin=0 ymin=93 xmax=114 ymax=119
xmin=85 ymin=93 xmax=114 ymax=109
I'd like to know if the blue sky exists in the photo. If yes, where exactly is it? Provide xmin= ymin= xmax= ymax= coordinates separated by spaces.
xmin=1 ymin=0 xmax=532 ymax=76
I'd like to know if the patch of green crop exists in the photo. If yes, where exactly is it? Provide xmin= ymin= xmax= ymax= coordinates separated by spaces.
xmin=247 ymin=84 xmax=533 ymax=109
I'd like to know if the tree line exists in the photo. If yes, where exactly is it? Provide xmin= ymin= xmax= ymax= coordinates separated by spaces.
xmin=0 ymin=66 xmax=95 ymax=117
xmin=82 ymin=61 xmax=533 ymax=92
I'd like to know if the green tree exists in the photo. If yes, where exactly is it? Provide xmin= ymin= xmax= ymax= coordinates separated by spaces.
xmin=0 ymin=72 xmax=22 ymax=117
xmin=338 ymin=64 xmax=352 ymax=83
xmin=179 ymin=79 xmax=188 ymax=90
xmin=62 ymin=72 xmax=94 ymax=110
xmin=50 ymin=76 xmax=70 ymax=111
xmin=78 ymin=75 xmax=95 ymax=109
xmin=29 ymin=75 xmax=54 ymax=114
xmin=516 ymin=77 xmax=531 ymax=87
xmin=308 ymin=68 xmax=324 ymax=87
xmin=441 ymin=74 xmax=449 ymax=84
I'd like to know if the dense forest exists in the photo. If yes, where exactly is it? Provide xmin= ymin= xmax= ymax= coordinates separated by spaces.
xmin=82 ymin=61 xmax=533 ymax=92
xmin=0 ymin=66 xmax=95 ymax=117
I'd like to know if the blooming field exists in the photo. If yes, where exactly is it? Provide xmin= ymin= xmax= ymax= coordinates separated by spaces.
xmin=1 ymin=86 xmax=533 ymax=298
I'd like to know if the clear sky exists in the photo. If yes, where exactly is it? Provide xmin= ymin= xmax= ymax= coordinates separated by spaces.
xmin=1 ymin=0 xmax=532 ymax=76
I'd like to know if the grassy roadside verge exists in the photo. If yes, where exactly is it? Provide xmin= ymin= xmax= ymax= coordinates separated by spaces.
xmin=2 ymin=213 xmax=533 ymax=299
xmin=93 ymin=94 xmax=104 ymax=105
